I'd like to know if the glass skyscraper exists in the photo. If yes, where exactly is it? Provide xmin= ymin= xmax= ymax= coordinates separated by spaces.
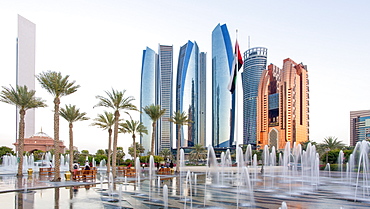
xmin=158 ymin=45 xmax=173 ymax=153
xmin=242 ymin=47 xmax=267 ymax=146
xmin=212 ymin=24 xmax=234 ymax=147
xmin=140 ymin=47 xmax=157 ymax=153
xmin=176 ymin=41 xmax=206 ymax=147
xmin=199 ymin=52 xmax=207 ymax=146
xmin=140 ymin=45 xmax=173 ymax=155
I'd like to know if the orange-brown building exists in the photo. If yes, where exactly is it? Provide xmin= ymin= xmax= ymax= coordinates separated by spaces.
xmin=257 ymin=58 xmax=309 ymax=149
xmin=13 ymin=131 xmax=66 ymax=153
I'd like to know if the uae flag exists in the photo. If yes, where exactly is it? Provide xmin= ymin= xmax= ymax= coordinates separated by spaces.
xmin=227 ymin=40 xmax=243 ymax=93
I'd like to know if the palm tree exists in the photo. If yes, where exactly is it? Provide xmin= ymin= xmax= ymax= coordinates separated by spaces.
xmin=143 ymin=104 xmax=166 ymax=155
xmin=320 ymin=136 xmax=345 ymax=163
xmin=120 ymin=120 xmax=148 ymax=161
xmin=59 ymin=104 xmax=89 ymax=172
xmin=159 ymin=148 xmax=172 ymax=161
xmin=189 ymin=144 xmax=206 ymax=165
xmin=36 ymin=71 xmax=80 ymax=181
xmin=321 ymin=136 xmax=345 ymax=150
xmin=91 ymin=111 xmax=116 ymax=174
xmin=169 ymin=110 xmax=191 ymax=172
xmin=95 ymin=89 xmax=137 ymax=177
xmin=0 ymin=85 xmax=46 ymax=176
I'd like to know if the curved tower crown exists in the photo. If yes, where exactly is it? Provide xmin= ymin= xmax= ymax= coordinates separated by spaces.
xmin=242 ymin=47 xmax=268 ymax=146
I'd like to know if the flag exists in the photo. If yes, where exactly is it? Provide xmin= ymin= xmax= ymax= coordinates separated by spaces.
xmin=228 ymin=40 xmax=243 ymax=93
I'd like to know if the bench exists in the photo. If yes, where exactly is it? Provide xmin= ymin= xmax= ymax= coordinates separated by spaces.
xmin=157 ymin=167 xmax=171 ymax=175
xmin=117 ymin=166 xmax=128 ymax=175
xmin=125 ymin=168 xmax=136 ymax=177
xmin=39 ymin=168 xmax=54 ymax=176
xmin=73 ymin=167 xmax=97 ymax=181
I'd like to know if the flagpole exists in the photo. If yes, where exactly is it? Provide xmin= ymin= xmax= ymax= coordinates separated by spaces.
xmin=235 ymin=29 xmax=239 ymax=147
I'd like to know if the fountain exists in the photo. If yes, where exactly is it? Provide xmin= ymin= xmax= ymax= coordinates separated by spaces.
xmin=2 ymin=142 xmax=370 ymax=208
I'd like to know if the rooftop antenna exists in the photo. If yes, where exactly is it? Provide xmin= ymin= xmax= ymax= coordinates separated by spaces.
xmin=248 ymin=36 xmax=250 ymax=49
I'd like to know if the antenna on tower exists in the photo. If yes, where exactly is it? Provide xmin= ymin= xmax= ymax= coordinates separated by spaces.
xmin=248 ymin=36 xmax=250 ymax=49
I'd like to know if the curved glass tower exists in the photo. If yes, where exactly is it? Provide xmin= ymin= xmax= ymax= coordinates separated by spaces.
xmin=140 ymin=47 xmax=157 ymax=152
xmin=242 ymin=47 xmax=268 ymax=146
xmin=176 ymin=41 xmax=199 ymax=147
xmin=212 ymin=24 xmax=234 ymax=147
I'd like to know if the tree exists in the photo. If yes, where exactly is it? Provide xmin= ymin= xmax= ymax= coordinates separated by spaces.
xmin=159 ymin=148 xmax=173 ymax=161
xmin=91 ymin=111 xmax=116 ymax=174
xmin=116 ymin=147 xmax=125 ymax=165
xmin=319 ymin=136 xmax=345 ymax=164
xmin=36 ymin=71 xmax=80 ymax=182
xmin=321 ymin=136 xmax=345 ymax=150
xmin=96 ymin=149 xmax=105 ymax=155
xmin=189 ymin=144 xmax=206 ymax=164
xmin=0 ymin=85 xmax=46 ymax=176
xmin=120 ymin=120 xmax=148 ymax=161
xmin=128 ymin=142 xmax=145 ymax=158
xmin=0 ymin=146 xmax=15 ymax=164
xmin=95 ymin=89 xmax=137 ymax=177
xmin=59 ymin=104 xmax=89 ymax=171
xmin=143 ymin=104 xmax=166 ymax=155
xmin=300 ymin=139 xmax=317 ymax=151
xmin=169 ymin=110 xmax=192 ymax=172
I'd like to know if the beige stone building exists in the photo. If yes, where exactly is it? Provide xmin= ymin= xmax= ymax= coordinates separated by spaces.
xmin=257 ymin=58 xmax=309 ymax=149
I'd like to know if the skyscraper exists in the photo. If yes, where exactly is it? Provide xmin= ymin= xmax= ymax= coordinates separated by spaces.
xmin=212 ymin=24 xmax=234 ymax=147
xmin=199 ymin=52 xmax=207 ymax=146
xmin=16 ymin=15 xmax=36 ymax=138
xmin=140 ymin=47 xmax=157 ymax=153
xmin=158 ymin=45 xmax=173 ymax=153
xmin=176 ymin=41 xmax=207 ymax=147
xmin=257 ymin=58 xmax=309 ymax=149
xmin=242 ymin=47 xmax=268 ymax=146
xmin=350 ymin=110 xmax=370 ymax=146
xmin=140 ymin=45 xmax=174 ymax=155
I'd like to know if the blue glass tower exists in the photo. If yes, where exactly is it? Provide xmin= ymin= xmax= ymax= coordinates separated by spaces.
xmin=212 ymin=24 xmax=234 ymax=147
xmin=241 ymin=47 xmax=267 ymax=145
xmin=176 ymin=41 xmax=199 ymax=147
xmin=140 ymin=47 xmax=157 ymax=153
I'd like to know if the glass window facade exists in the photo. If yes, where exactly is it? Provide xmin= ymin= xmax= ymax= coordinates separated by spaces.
xmin=140 ymin=47 xmax=157 ymax=153
xmin=158 ymin=45 xmax=173 ymax=153
xmin=242 ymin=47 xmax=267 ymax=145
xmin=176 ymin=41 xmax=199 ymax=147
xmin=212 ymin=24 xmax=234 ymax=147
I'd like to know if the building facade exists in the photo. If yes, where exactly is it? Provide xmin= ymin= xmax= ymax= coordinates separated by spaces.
xmin=175 ymin=41 xmax=207 ymax=147
xmin=17 ymin=15 xmax=36 ymax=139
xmin=199 ymin=52 xmax=207 ymax=146
xmin=350 ymin=110 xmax=370 ymax=146
xmin=158 ymin=45 xmax=173 ymax=153
xmin=13 ymin=131 xmax=66 ymax=153
xmin=176 ymin=41 xmax=199 ymax=147
xmin=140 ymin=45 xmax=173 ymax=155
xmin=212 ymin=23 xmax=234 ymax=147
xmin=140 ymin=47 xmax=158 ymax=153
xmin=257 ymin=58 xmax=309 ymax=149
xmin=242 ymin=47 xmax=268 ymax=146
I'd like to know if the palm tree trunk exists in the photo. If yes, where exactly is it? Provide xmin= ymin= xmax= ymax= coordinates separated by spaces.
xmin=17 ymin=109 xmax=26 ymax=177
xmin=107 ymin=128 xmax=112 ymax=174
xmin=176 ymin=124 xmax=180 ymax=172
xmin=69 ymin=123 xmax=73 ymax=172
xmin=53 ymin=97 xmax=61 ymax=181
xmin=133 ymin=134 xmax=137 ymax=161
xmin=151 ymin=122 xmax=156 ymax=155
xmin=112 ymin=110 xmax=120 ymax=178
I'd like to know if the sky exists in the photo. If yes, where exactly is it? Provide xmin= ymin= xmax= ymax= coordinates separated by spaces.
xmin=0 ymin=0 xmax=369 ymax=156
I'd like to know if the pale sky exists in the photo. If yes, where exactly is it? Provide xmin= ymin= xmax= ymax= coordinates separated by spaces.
xmin=0 ymin=1 xmax=369 ymax=155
